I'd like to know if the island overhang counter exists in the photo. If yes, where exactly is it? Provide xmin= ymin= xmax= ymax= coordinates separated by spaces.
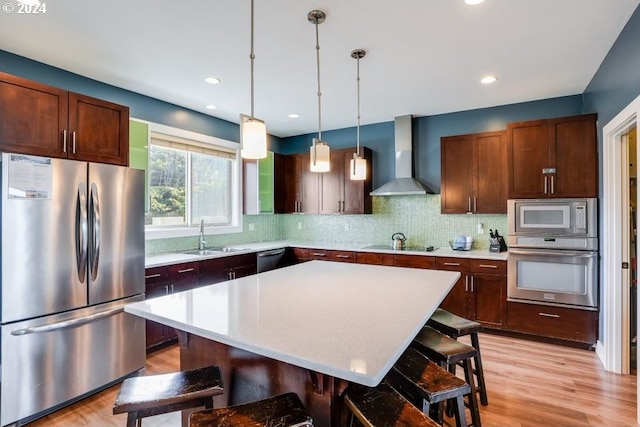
xmin=125 ymin=260 xmax=460 ymax=426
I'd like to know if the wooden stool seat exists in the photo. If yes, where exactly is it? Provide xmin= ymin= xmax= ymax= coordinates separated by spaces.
xmin=389 ymin=347 xmax=470 ymax=427
xmin=189 ymin=392 xmax=313 ymax=427
xmin=427 ymin=308 xmax=483 ymax=337
xmin=343 ymin=383 xmax=440 ymax=427
xmin=113 ymin=365 xmax=224 ymax=427
xmin=412 ymin=326 xmax=482 ymax=427
xmin=428 ymin=308 xmax=489 ymax=406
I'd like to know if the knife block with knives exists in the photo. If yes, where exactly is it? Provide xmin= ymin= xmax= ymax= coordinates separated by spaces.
xmin=489 ymin=229 xmax=508 ymax=253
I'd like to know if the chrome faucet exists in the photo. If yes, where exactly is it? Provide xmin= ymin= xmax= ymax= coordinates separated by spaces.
xmin=199 ymin=218 xmax=206 ymax=250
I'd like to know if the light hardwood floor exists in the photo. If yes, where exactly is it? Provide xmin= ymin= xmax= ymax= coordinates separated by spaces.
xmin=25 ymin=333 xmax=637 ymax=427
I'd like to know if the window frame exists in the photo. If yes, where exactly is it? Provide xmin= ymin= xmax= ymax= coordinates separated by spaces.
xmin=142 ymin=121 xmax=243 ymax=240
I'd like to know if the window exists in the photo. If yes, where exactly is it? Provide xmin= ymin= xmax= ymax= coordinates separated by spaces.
xmin=144 ymin=122 xmax=242 ymax=239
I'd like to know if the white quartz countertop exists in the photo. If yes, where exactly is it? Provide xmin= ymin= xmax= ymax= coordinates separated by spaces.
xmin=126 ymin=260 xmax=460 ymax=387
xmin=145 ymin=240 xmax=507 ymax=267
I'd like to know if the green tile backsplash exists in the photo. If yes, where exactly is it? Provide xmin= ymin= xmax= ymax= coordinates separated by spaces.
xmin=146 ymin=195 xmax=507 ymax=254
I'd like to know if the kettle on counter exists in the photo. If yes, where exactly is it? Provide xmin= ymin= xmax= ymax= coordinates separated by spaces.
xmin=391 ymin=232 xmax=406 ymax=250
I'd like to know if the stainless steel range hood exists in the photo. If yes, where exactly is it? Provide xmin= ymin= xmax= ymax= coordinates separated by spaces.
xmin=370 ymin=115 xmax=433 ymax=196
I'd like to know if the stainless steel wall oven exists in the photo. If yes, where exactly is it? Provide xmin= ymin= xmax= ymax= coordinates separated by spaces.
xmin=507 ymin=198 xmax=598 ymax=310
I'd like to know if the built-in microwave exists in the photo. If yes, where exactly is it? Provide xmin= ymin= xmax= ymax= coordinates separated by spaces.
xmin=507 ymin=198 xmax=597 ymax=238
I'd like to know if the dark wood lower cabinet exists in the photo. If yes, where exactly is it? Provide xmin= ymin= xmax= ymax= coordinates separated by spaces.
xmin=506 ymin=302 xmax=598 ymax=344
xmin=145 ymin=255 xmax=256 ymax=352
xmin=356 ymin=252 xmax=394 ymax=266
xmin=145 ymin=262 xmax=200 ymax=351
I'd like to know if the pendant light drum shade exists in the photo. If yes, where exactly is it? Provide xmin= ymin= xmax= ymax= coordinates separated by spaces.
xmin=350 ymin=154 xmax=367 ymax=180
xmin=240 ymin=115 xmax=267 ymax=159
xmin=310 ymin=138 xmax=330 ymax=172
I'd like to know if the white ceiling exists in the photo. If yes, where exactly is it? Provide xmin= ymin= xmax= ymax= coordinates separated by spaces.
xmin=1 ymin=0 xmax=638 ymax=138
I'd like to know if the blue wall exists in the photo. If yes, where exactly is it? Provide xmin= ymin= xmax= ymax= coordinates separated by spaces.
xmin=583 ymin=5 xmax=640 ymax=128
xmin=0 ymin=50 xmax=284 ymax=149
xmin=281 ymin=96 xmax=583 ymax=192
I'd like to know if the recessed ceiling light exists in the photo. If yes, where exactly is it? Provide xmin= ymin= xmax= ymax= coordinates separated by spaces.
xmin=465 ymin=0 xmax=485 ymax=5
xmin=205 ymin=104 xmax=217 ymax=110
xmin=288 ymin=114 xmax=300 ymax=119
xmin=481 ymin=75 xmax=497 ymax=84
xmin=205 ymin=76 xmax=220 ymax=85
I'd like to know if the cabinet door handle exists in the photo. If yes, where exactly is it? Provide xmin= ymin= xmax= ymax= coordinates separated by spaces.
xmin=72 ymin=131 xmax=77 ymax=154
xmin=164 ymin=285 xmax=169 ymax=294
xmin=312 ymin=252 xmax=326 ymax=257
xmin=478 ymin=264 xmax=498 ymax=269
xmin=544 ymin=175 xmax=548 ymax=194
xmin=62 ymin=129 xmax=68 ymax=153
xmin=170 ymin=284 xmax=174 ymax=293
xmin=468 ymin=197 xmax=472 ymax=212
xmin=465 ymin=275 xmax=468 ymax=292
xmin=336 ymin=254 xmax=350 ymax=259
xmin=145 ymin=273 xmax=162 ymax=279
xmin=538 ymin=312 xmax=560 ymax=318
xmin=443 ymin=262 xmax=460 ymax=266
xmin=177 ymin=268 xmax=194 ymax=273
xmin=550 ymin=175 xmax=555 ymax=194
xmin=470 ymin=276 xmax=474 ymax=292
xmin=474 ymin=197 xmax=477 ymax=212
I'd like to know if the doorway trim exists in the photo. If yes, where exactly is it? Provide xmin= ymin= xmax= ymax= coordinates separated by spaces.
xmin=599 ymin=93 xmax=640 ymax=379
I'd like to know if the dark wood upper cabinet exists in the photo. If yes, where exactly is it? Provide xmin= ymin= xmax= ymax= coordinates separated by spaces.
xmin=0 ymin=72 xmax=129 ymax=166
xmin=441 ymin=131 xmax=506 ymax=214
xmin=67 ymin=93 xmax=129 ymax=165
xmin=279 ymin=147 xmax=372 ymax=215
xmin=507 ymin=114 xmax=597 ymax=198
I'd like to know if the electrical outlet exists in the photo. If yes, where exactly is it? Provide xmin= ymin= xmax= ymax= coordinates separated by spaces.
xmin=298 ymin=222 xmax=302 ymax=230
xmin=344 ymin=223 xmax=350 ymax=232
xmin=477 ymin=223 xmax=484 ymax=234
xmin=248 ymin=223 xmax=255 ymax=231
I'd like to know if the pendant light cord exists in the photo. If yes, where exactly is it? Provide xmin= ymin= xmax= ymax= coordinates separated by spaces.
xmin=315 ymin=20 xmax=322 ymax=141
xmin=356 ymin=54 xmax=361 ymax=156
xmin=250 ymin=0 xmax=256 ymax=118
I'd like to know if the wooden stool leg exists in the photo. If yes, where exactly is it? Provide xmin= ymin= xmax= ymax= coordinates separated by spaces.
xmin=125 ymin=412 xmax=137 ymax=427
xmin=451 ymin=395 xmax=467 ymax=427
xmin=462 ymin=358 xmax=482 ymax=427
xmin=471 ymin=333 xmax=488 ymax=406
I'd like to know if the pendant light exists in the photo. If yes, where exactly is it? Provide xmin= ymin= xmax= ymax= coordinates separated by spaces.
xmin=240 ymin=0 xmax=267 ymax=159
xmin=308 ymin=9 xmax=330 ymax=173
xmin=350 ymin=49 xmax=367 ymax=181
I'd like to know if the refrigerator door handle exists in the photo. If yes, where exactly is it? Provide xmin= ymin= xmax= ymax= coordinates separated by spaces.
xmin=76 ymin=183 xmax=88 ymax=283
xmin=89 ymin=182 xmax=101 ymax=281
xmin=10 ymin=306 xmax=124 ymax=336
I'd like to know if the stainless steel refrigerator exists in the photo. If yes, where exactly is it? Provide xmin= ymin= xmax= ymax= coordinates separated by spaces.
xmin=0 ymin=153 xmax=145 ymax=426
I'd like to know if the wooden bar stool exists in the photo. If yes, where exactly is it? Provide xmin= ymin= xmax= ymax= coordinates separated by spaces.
xmin=411 ymin=326 xmax=482 ymax=427
xmin=427 ymin=308 xmax=488 ymax=406
xmin=189 ymin=392 xmax=313 ymax=427
xmin=112 ymin=365 xmax=224 ymax=427
xmin=388 ymin=347 xmax=471 ymax=427
xmin=343 ymin=383 xmax=440 ymax=427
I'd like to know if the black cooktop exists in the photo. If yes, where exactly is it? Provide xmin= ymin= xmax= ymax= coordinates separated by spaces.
xmin=362 ymin=244 xmax=436 ymax=253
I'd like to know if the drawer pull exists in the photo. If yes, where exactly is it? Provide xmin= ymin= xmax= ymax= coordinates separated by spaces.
xmin=443 ymin=262 xmax=460 ymax=266
xmin=478 ymin=264 xmax=498 ymax=269
xmin=336 ymin=255 xmax=350 ymax=258
xmin=538 ymin=312 xmax=560 ymax=318
xmin=145 ymin=273 xmax=161 ymax=279
xmin=178 ymin=268 xmax=195 ymax=273
xmin=312 ymin=253 xmax=326 ymax=257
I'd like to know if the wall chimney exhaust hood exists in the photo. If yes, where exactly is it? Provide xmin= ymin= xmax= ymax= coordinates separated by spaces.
xmin=370 ymin=115 xmax=433 ymax=196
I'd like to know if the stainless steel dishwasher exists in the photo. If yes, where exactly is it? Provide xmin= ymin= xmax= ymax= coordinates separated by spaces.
xmin=257 ymin=248 xmax=286 ymax=273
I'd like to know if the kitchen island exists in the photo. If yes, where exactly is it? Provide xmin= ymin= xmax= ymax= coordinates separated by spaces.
xmin=125 ymin=260 xmax=460 ymax=426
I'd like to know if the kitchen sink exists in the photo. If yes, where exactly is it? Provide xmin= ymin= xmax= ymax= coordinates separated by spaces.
xmin=182 ymin=249 xmax=223 ymax=256
xmin=182 ymin=247 xmax=245 ymax=256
